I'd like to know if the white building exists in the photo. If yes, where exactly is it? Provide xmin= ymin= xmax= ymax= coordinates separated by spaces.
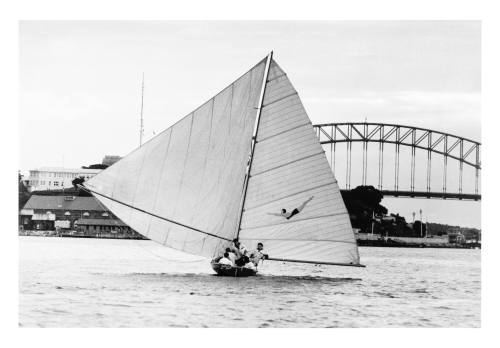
xmin=26 ymin=167 xmax=102 ymax=192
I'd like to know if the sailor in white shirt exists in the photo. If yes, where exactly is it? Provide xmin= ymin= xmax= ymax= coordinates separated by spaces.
xmin=249 ymin=242 xmax=268 ymax=267
xmin=218 ymin=252 xmax=233 ymax=266
xmin=224 ymin=248 xmax=237 ymax=265
xmin=230 ymin=238 xmax=248 ymax=259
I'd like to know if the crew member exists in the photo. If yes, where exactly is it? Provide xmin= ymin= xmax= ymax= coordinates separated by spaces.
xmin=218 ymin=252 xmax=233 ymax=266
xmin=267 ymin=196 xmax=314 ymax=220
xmin=230 ymin=238 xmax=248 ymax=259
xmin=249 ymin=242 xmax=268 ymax=267
xmin=225 ymin=247 xmax=236 ymax=265
xmin=235 ymin=255 xmax=249 ymax=267
xmin=243 ymin=258 xmax=257 ymax=270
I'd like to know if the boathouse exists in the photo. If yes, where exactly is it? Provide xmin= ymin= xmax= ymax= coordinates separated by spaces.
xmin=20 ymin=195 xmax=142 ymax=238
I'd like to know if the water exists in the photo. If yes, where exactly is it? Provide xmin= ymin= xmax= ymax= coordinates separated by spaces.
xmin=19 ymin=236 xmax=480 ymax=327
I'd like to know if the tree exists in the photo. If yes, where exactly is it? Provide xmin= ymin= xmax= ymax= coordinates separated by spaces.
xmin=81 ymin=164 xmax=108 ymax=170
xmin=341 ymin=186 xmax=388 ymax=232
xmin=72 ymin=176 xmax=86 ymax=188
xmin=412 ymin=220 xmax=427 ymax=237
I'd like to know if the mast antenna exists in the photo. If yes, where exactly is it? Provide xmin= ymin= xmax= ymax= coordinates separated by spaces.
xmin=139 ymin=72 xmax=145 ymax=146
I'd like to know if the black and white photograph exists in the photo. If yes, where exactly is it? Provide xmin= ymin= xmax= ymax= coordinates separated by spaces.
xmin=5 ymin=2 xmax=498 ymax=340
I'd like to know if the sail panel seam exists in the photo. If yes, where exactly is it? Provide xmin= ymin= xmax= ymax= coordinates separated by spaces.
xmin=178 ymin=113 xmax=196 ymax=250
xmin=240 ymin=237 xmax=357 ymax=245
xmin=257 ymin=122 xmax=312 ymax=143
xmin=243 ymin=182 xmax=337 ymax=212
xmin=240 ymin=212 xmax=349 ymax=230
xmin=267 ymin=73 xmax=287 ymax=83
xmin=250 ymin=151 xmax=325 ymax=177
xmin=262 ymin=92 xmax=298 ymax=108
xmin=147 ymin=128 xmax=174 ymax=237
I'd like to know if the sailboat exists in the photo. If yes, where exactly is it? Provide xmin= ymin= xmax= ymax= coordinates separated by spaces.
xmin=82 ymin=52 xmax=365 ymax=276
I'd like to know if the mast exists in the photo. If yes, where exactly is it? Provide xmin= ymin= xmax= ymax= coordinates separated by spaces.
xmin=235 ymin=52 xmax=273 ymax=239
xmin=139 ymin=72 xmax=145 ymax=147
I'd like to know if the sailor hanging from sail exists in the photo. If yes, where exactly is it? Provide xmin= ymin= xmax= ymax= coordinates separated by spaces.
xmin=248 ymin=242 xmax=268 ymax=267
xmin=267 ymin=196 xmax=314 ymax=220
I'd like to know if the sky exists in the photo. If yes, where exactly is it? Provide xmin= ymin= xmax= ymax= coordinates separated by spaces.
xmin=19 ymin=21 xmax=481 ymax=228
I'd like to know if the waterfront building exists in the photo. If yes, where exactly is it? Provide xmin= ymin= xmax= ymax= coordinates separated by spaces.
xmin=448 ymin=232 xmax=466 ymax=244
xmin=74 ymin=218 xmax=133 ymax=238
xmin=25 ymin=167 xmax=102 ymax=192
xmin=20 ymin=195 xmax=143 ymax=238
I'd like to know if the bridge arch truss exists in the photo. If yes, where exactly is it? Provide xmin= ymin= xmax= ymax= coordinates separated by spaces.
xmin=313 ymin=122 xmax=481 ymax=200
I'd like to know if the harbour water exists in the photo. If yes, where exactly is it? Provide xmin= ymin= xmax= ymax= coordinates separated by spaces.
xmin=19 ymin=236 xmax=480 ymax=327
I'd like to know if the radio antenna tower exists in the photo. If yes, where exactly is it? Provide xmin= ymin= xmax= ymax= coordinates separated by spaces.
xmin=139 ymin=72 xmax=145 ymax=147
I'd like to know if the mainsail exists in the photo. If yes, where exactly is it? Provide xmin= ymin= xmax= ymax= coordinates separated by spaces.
xmin=84 ymin=53 xmax=362 ymax=267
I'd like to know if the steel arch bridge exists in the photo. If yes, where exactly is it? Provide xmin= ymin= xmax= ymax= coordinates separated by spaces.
xmin=313 ymin=122 xmax=481 ymax=201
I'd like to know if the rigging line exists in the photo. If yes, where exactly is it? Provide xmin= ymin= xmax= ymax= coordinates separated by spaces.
xmin=267 ymin=257 xmax=365 ymax=268
xmin=81 ymin=178 xmax=199 ymax=260
xmin=241 ymin=237 xmax=357 ymax=245
xmin=84 ymin=188 xmax=123 ymax=231
xmin=78 ymin=184 xmax=231 ymax=242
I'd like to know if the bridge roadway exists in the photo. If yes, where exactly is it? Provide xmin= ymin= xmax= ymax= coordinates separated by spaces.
xmin=340 ymin=189 xmax=481 ymax=201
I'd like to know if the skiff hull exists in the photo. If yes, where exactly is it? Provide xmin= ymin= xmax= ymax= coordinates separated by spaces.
xmin=210 ymin=262 xmax=257 ymax=277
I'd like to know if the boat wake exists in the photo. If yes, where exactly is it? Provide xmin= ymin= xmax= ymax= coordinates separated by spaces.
xmin=93 ymin=272 xmax=361 ymax=285
xmin=256 ymin=275 xmax=362 ymax=284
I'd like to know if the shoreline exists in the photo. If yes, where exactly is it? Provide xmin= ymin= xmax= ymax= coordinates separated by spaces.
xmin=18 ymin=233 xmax=480 ymax=249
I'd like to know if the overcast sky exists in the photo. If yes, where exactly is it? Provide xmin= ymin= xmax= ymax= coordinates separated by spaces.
xmin=19 ymin=21 xmax=481 ymax=228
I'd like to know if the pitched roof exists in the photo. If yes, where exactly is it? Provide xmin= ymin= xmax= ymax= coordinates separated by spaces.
xmin=75 ymin=218 xmax=127 ymax=226
xmin=31 ymin=167 xmax=102 ymax=174
xmin=23 ymin=195 xmax=107 ymax=211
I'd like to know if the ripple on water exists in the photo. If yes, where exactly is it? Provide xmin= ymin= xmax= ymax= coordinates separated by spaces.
xmin=19 ymin=238 xmax=481 ymax=327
